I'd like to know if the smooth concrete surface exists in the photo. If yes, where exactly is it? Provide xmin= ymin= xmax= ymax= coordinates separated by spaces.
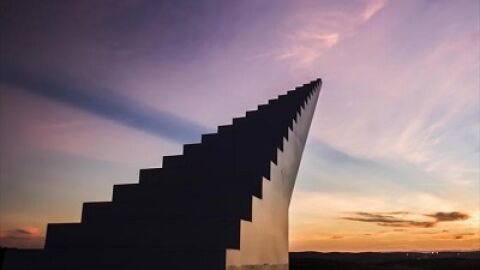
xmin=226 ymin=83 xmax=320 ymax=269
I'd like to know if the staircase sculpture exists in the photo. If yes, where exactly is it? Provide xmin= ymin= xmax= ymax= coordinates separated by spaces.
xmin=3 ymin=78 xmax=322 ymax=270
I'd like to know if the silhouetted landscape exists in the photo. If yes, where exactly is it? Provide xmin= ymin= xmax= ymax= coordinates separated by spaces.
xmin=2 ymin=248 xmax=479 ymax=270
xmin=289 ymin=251 xmax=480 ymax=270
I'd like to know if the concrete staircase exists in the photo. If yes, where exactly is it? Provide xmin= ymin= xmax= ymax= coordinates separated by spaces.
xmin=3 ymin=78 xmax=322 ymax=270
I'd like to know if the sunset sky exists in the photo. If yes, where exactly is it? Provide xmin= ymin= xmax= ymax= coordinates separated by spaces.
xmin=0 ymin=0 xmax=479 ymax=251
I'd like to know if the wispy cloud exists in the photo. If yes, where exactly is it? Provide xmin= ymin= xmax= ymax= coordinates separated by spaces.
xmin=451 ymin=233 xmax=476 ymax=240
xmin=277 ymin=0 xmax=388 ymax=66
xmin=426 ymin=212 xmax=470 ymax=222
xmin=342 ymin=211 xmax=470 ymax=228
xmin=296 ymin=32 xmax=340 ymax=48
xmin=14 ymin=227 xmax=39 ymax=235
xmin=0 ymin=227 xmax=44 ymax=248
xmin=362 ymin=0 xmax=388 ymax=21
xmin=279 ymin=31 xmax=340 ymax=65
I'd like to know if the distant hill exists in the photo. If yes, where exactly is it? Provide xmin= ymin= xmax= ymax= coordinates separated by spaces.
xmin=289 ymin=251 xmax=480 ymax=270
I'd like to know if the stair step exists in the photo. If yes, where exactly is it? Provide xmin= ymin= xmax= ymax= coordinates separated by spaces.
xmin=81 ymin=197 xmax=255 ymax=223
xmin=182 ymin=143 xmax=202 ymax=155
xmin=112 ymin=183 xmax=140 ymax=201
xmin=245 ymin=110 xmax=257 ymax=118
xmin=162 ymin=155 xmax=184 ymax=168
xmin=217 ymin=124 xmax=233 ymax=133
xmin=232 ymin=117 xmax=248 ymax=126
xmin=114 ymin=175 xmax=262 ymax=203
xmin=201 ymin=133 xmax=217 ymax=144
xmin=46 ymin=219 xmax=241 ymax=249
xmin=138 ymin=167 xmax=167 ymax=184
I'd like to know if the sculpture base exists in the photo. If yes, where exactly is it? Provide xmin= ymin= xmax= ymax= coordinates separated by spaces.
xmin=227 ymin=264 xmax=288 ymax=270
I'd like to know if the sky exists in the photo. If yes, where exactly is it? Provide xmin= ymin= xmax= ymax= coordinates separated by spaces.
xmin=0 ymin=0 xmax=478 ymax=252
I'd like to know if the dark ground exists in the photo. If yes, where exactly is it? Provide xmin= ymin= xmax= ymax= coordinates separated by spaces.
xmin=290 ymin=251 xmax=480 ymax=270
xmin=1 ymin=247 xmax=479 ymax=269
